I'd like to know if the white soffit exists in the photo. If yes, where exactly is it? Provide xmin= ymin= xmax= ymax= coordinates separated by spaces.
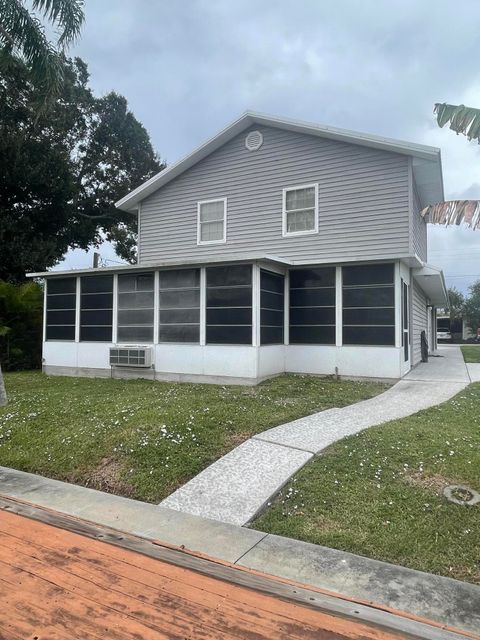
xmin=413 ymin=264 xmax=449 ymax=306
xmin=115 ymin=111 xmax=444 ymax=213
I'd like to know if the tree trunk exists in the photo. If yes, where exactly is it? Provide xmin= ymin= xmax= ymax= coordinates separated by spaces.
xmin=0 ymin=363 xmax=7 ymax=407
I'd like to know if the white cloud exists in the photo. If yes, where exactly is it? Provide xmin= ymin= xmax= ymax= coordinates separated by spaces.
xmin=54 ymin=0 xmax=480 ymax=293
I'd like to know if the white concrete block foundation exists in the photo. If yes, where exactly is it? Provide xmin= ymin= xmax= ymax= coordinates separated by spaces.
xmin=42 ymin=341 xmax=406 ymax=384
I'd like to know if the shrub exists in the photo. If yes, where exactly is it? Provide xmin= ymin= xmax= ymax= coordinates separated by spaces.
xmin=0 ymin=280 xmax=43 ymax=371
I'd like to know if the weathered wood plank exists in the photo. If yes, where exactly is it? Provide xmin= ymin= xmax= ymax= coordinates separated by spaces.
xmin=0 ymin=496 xmax=470 ymax=640
xmin=0 ymin=530 xmax=328 ymax=640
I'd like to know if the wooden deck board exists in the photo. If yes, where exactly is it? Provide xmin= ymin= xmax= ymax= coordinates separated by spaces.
xmin=0 ymin=509 xmax=411 ymax=639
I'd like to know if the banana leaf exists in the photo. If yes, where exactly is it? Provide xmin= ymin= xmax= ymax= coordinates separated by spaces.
xmin=434 ymin=103 xmax=480 ymax=142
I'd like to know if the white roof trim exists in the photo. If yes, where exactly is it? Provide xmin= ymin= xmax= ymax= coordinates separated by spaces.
xmin=28 ymin=253 xmax=432 ymax=279
xmin=26 ymin=254 xmax=293 ymax=279
xmin=115 ymin=111 xmax=444 ymax=213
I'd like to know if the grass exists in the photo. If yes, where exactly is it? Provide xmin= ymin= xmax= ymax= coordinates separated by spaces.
xmin=0 ymin=371 xmax=386 ymax=503
xmin=461 ymin=345 xmax=480 ymax=363
xmin=253 ymin=384 xmax=480 ymax=584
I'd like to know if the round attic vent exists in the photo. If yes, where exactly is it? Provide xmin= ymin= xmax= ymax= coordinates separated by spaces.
xmin=245 ymin=130 xmax=263 ymax=151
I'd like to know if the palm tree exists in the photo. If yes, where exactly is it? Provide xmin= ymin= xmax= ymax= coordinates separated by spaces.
xmin=420 ymin=103 xmax=480 ymax=229
xmin=0 ymin=0 xmax=84 ymax=97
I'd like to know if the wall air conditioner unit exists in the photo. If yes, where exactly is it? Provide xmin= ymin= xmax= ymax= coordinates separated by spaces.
xmin=109 ymin=347 xmax=152 ymax=368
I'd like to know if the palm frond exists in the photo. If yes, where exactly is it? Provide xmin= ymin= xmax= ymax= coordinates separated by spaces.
xmin=420 ymin=200 xmax=480 ymax=230
xmin=434 ymin=103 xmax=480 ymax=142
xmin=32 ymin=0 xmax=84 ymax=47
xmin=0 ymin=0 xmax=64 ymax=95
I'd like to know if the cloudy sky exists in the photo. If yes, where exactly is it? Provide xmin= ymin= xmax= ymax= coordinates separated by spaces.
xmin=58 ymin=0 xmax=480 ymax=294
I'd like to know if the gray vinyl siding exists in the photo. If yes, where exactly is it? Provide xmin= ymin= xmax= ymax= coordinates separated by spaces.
xmin=412 ymin=179 xmax=427 ymax=261
xmin=139 ymin=125 xmax=411 ymax=265
xmin=412 ymin=280 xmax=428 ymax=365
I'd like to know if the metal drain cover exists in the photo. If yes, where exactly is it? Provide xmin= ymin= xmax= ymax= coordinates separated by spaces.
xmin=443 ymin=484 xmax=480 ymax=506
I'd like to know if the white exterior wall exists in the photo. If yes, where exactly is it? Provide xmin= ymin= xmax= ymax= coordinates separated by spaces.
xmin=257 ymin=345 xmax=286 ymax=378
xmin=285 ymin=345 xmax=402 ymax=379
xmin=43 ymin=342 xmax=259 ymax=384
xmin=43 ymin=341 xmax=404 ymax=382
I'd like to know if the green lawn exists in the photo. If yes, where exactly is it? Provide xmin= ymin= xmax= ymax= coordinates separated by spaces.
xmin=253 ymin=384 xmax=480 ymax=584
xmin=0 ymin=371 xmax=386 ymax=503
xmin=461 ymin=345 xmax=480 ymax=363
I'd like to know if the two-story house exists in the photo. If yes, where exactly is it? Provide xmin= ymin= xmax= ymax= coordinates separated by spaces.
xmin=29 ymin=112 xmax=448 ymax=384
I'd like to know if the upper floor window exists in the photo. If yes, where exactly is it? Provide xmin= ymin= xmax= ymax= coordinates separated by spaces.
xmin=197 ymin=198 xmax=227 ymax=245
xmin=282 ymin=183 xmax=318 ymax=237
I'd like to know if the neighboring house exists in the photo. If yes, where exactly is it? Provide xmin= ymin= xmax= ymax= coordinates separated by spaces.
xmin=28 ymin=112 xmax=448 ymax=384
xmin=436 ymin=310 xmax=475 ymax=342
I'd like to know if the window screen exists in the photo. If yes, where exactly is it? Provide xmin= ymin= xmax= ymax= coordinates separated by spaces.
xmin=289 ymin=267 xmax=336 ymax=344
xmin=283 ymin=185 xmax=317 ymax=234
xmin=117 ymin=273 xmax=154 ymax=343
xmin=159 ymin=269 xmax=200 ymax=343
xmin=46 ymin=277 xmax=76 ymax=340
xmin=198 ymin=199 xmax=226 ymax=243
xmin=80 ymin=275 xmax=113 ymax=341
xmin=206 ymin=265 xmax=252 ymax=344
xmin=342 ymin=263 xmax=395 ymax=346
xmin=260 ymin=270 xmax=284 ymax=345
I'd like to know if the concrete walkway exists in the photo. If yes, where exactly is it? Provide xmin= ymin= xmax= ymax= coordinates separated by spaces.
xmin=467 ymin=362 xmax=480 ymax=382
xmin=0 ymin=466 xmax=478 ymax=637
xmin=161 ymin=346 xmax=471 ymax=526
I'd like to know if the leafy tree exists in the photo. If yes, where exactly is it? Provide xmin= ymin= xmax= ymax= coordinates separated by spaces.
xmin=447 ymin=287 xmax=465 ymax=320
xmin=0 ymin=0 xmax=84 ymax=100
xmin=464 ymin=280 xmax=480 ymax=334
xmin=0 ymin=280 xmax=43 ymax=372
xmin=0 ymin=1 xmax=84 ymax=400
xmin=0 ymin=56 xmax=163 ymax=282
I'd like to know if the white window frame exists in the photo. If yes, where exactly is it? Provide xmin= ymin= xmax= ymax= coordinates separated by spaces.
xmin=282 ymin=183 xmax=318 ymax=237
xmin=197 ymin=197 xmax=227 ymax=245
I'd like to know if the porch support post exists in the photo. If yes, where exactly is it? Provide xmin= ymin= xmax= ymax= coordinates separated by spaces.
xmin=74 ymin=276 xmax=81 ymax=343
xmin=200 ymin=267 xmax=206 ymax=346
xmin=284 ymin=270 xmax=289 ymax=345
xmin=394 ymin=261 xmax=402 ymax=348
xmin=252 ymin=263 xmax=260 ymax=347
xmin=153 ymin=270 xmax=159 ymax=344
xmin=335 ymin=266 xmax=342 ymax=346
xmin=42 ymin=279 xmax=47 ymax=344
xmin=112 ymin=273 xmax=118 ymax=344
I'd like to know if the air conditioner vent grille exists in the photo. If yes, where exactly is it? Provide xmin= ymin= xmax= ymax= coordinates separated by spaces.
xmin=110 ymin=347 xmax=152 ymax=367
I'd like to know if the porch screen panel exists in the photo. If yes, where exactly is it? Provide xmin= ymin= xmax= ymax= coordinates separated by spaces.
xmin=159 ymin=269 xmax=200 ymax=343
xmin=117 ymin=273 xmax=154 ymax=342
xmin=46 ymin=277 xmax=76 ymax=340
xmin=206 ymin=265 xmax=252 ymax=344
xmin=260 ymin=270 xmax=284 ymax=345
xmin=289 ymin=268 xmax=336 ymax=344
xmin=342 ymin=263 xmax=395 ymax=345
xmin=80 ymin=275 xmax=113 ymax=341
